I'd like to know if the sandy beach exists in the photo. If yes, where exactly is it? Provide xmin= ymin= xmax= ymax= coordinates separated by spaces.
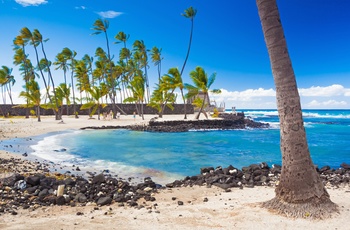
xmin=1 ymin=114 xmax=350 ymax=230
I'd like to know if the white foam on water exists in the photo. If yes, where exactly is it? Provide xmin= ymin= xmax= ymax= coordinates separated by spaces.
xmin=30 ymin=130 xmax=82 ymax=163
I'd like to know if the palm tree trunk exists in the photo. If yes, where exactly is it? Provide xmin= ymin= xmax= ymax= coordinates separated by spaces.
xmin=180 ymin=89 xmax=187 ymax=119
xmin=37 ymin=105 xmax=41 ymax=122
xmin=195 ymin=92 xmax=207 ymax=120
xmin=256 ymin=0 xmax=337 ymax=218
xmin=40 ymin=42 xmax=61 ymax=120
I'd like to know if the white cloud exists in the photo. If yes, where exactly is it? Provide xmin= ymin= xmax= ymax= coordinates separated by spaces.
xmin=208 ymin=84 xmax=350 ymax=109
xmin=299 ymin=84 xmax=350 ymax=97
xmin=96 ymin=11 xmax=123 ymax=19
xmin=15 ymin=0 xmax=47 ymax=7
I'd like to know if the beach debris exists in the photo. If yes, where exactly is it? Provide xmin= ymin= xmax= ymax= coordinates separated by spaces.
xmin=57 ymin=184 xmax=65 ymax=196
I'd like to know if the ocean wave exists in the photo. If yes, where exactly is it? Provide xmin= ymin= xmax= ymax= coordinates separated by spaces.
xmin=227 ymin=110 xmax=350 ymax=119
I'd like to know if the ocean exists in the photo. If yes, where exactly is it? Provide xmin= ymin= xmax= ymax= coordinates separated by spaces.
xmin=1 ymin=109 xmax=350 ymax=184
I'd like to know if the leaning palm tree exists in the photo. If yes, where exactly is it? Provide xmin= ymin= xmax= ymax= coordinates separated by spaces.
xmin=20 ymin=27 xmax=59 ymax=119
xmin=185 ymin=66 xmax=216 ymax=119
xmin=150 ymin=46 xmax=163 ymax=81
xmin=256 ymin=0 xmax=338 ymax=218
xmin=115 ymin=31 xmax=130 ymax=49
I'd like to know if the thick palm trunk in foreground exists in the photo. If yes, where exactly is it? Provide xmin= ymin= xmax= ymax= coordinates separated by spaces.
xmin=256 ymin=0 xmax=338 ymax=218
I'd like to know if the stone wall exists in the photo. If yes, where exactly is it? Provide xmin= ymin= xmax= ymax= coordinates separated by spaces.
xmin=0 ymin=104 xmax=194 ymax=117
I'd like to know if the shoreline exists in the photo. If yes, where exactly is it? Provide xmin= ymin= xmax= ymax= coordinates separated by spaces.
xmin=1 ymin=114 xmax=350 ymax=229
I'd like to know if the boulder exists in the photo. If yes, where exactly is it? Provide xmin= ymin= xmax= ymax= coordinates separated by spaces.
xmin=92 ymin=173 xmax=105 ymax=184
xmin=26 ymin=176 xmax=40 ymax=186
xmin=97 ymin=197 xmax=112 ymax=206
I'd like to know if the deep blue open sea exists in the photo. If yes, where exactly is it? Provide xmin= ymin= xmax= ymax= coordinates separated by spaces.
xmin=1 ymin=109 xmax=350 ymax=184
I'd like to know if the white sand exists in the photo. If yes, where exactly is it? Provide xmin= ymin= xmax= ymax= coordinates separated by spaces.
xmin=1 ymin=114 xmax=349 ymax=229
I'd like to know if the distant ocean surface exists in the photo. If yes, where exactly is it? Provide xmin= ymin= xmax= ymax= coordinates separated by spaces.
xmin=2 ymin=109 xmax=350 ymax=184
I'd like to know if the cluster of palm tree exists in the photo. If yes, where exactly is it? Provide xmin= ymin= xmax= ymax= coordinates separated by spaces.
xmin=2 ymin=6 xmax=220 ymax=121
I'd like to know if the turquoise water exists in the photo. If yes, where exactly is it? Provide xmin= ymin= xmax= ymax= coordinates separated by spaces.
xmin=2 ymin=109 xmax=350 ymax=184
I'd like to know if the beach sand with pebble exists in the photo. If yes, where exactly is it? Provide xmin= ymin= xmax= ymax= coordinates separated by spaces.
xmin=1 ymin=114 xmax=350 ymax=230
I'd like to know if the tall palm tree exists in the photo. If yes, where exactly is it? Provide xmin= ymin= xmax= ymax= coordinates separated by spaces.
xmin=115 ymin=32 xmax=131 ymax=102
xmin=180 ymin=6 xmax=197 ymax=76
xmin=179 ymin=6 xmax=197 ymax=119
xmin=13 ymin=35 xmax=30 ymax=118
xmin=133 ymin=40 xmax=150 ymax=103
xmin=92 ymin=19 xmax=118 ymax=118
xmin=33 ymin=29 xmax=61 ymax=120
xmin=185 ymin=66 xmax=216 ymax=119
xmin=62 ymin=47 xmax=78 ymax=118
xmin=19 ymin=79 xmax=41 ymax=122
xmin=54 ymin=50 xmax=69 ymax=114
xmin=75 ymin=60 xmax=91 ymax=105
xmin=256 ymin=0 xmax=337 ymax=218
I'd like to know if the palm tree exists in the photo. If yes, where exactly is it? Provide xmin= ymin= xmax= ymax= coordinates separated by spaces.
xmin=115 ymin=31 xmax=130 ymax=49
xmin=19 ymin=79 xmax=42 ymax=122
xmin=20 ymin=27 xmax=58 ymax=118
xmin=75 ymin=60 xmax=91 ymax=105
xmin=162 ymin=67 xmax=187 ymax=118
xmin=62 ymin=47 xmax=78 ymax=118
xmin=55 ymin=83 xmax=71 ymax=116
xmin=148 ymin=80 xmax=176 ymax=117
xmin=179 ymin=6 xmax=197 ymax=119
xmin=185 ymin=66 xmax=216 ymax=119
xmin=13 ymin=35 xmax=30 ymax=118
xmin=150 ymin=46 xmax=163 ymax=81
xmin=180 ymin=6 xmax=197 ymax=76
xmin=80 ymin=84 xmax=108 ymax=120
xmin=92 ymin=19 xmax=118 ymax=118
xmin=0 ymin=66 xmax=15 ymax=105
xmin=256 ymin=0 xmax=337 ymax=218
xmin=54 ymin=50 xmax=69 ymax=114
xmin=33 ymin=29 xmax=61 ymax=120
xmin=124 ymin=75 xmax=145 ymax=120
xmin=133 ymin=40 xmax=150 ymax=103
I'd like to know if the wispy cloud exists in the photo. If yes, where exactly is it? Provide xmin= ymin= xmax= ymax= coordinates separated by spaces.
xmin=15 ymin=0 xmax=47 ymax=7
xmin=96 ymin=10 xmax=123 ymax=19
xmin=75 ymin=6 xmax=86 ymax=10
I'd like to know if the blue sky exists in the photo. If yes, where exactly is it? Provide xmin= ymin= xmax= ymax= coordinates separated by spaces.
xmin=0 ymin=0 xmax=349 ymax=109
